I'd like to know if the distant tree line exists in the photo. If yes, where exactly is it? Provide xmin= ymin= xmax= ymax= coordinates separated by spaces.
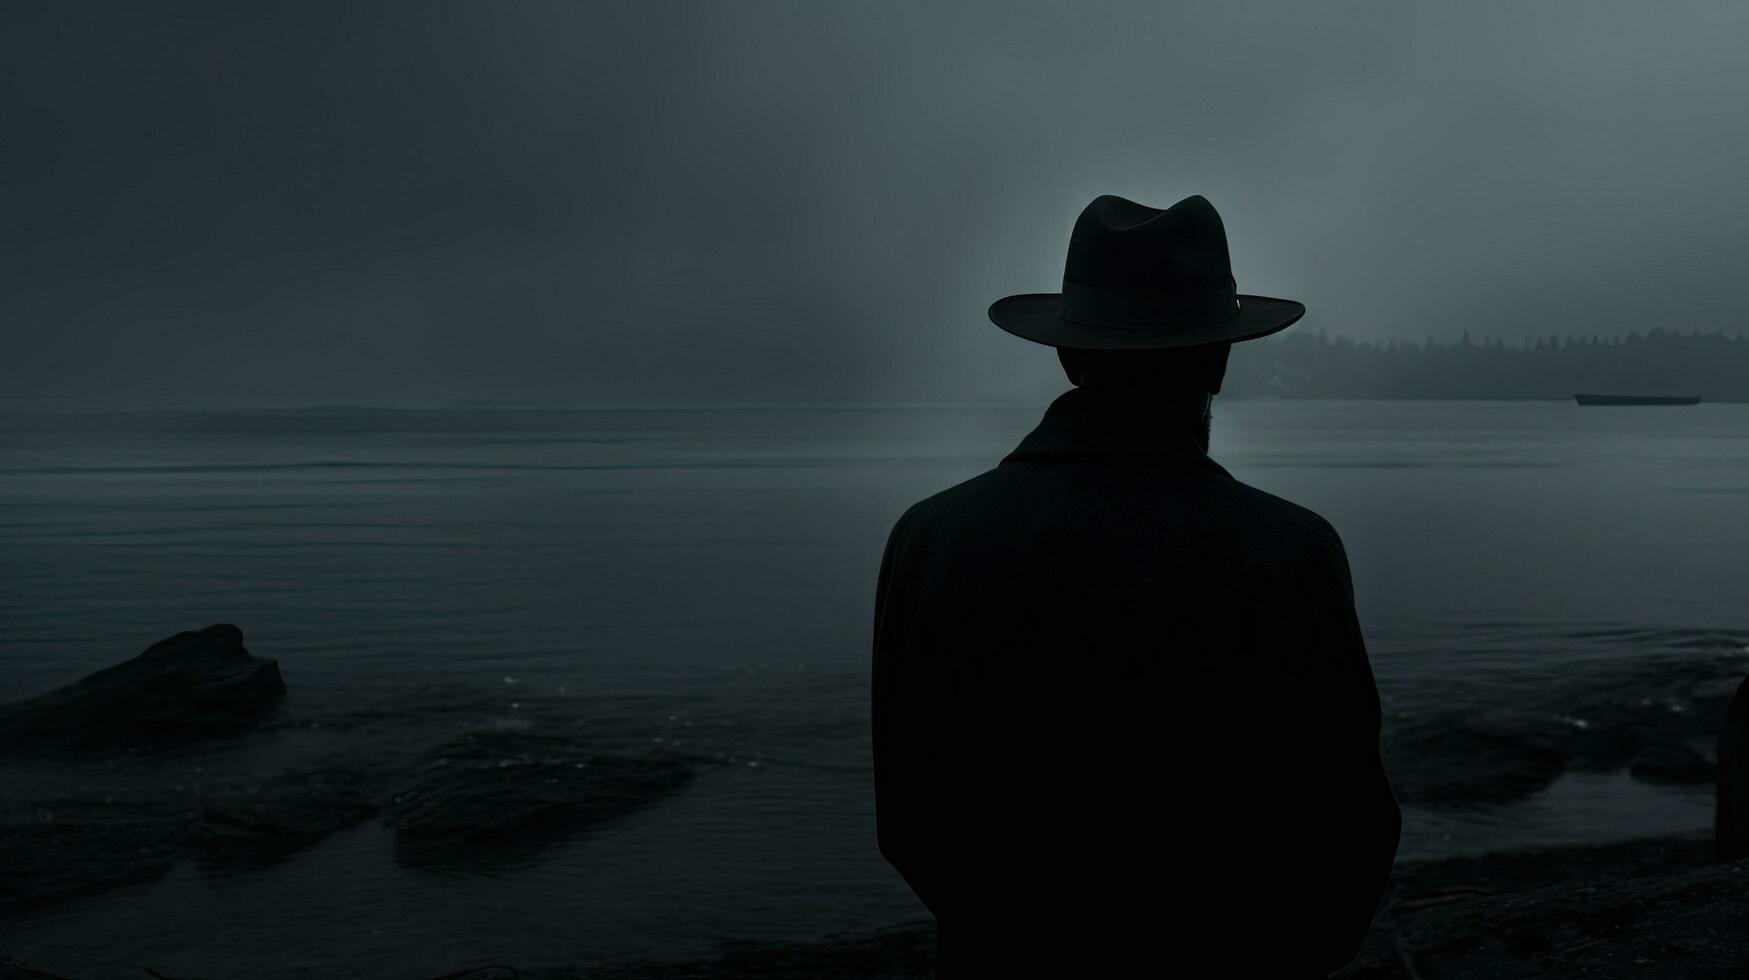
xmin=1221 ymin=328 xmax=1749 ymax=401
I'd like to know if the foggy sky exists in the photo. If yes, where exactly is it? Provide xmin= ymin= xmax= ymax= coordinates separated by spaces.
xmin=5 ymin=1 xmax=1748 ymax=408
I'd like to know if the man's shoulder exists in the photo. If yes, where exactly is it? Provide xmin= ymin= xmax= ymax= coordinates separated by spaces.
xmin=886 ymin=467 xmax=1009 ymax=542
xmin=1219 ymin=473 xmax=1346 ymax=551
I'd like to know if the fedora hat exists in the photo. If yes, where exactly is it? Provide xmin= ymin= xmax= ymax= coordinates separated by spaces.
xmin=988 ymin=194 xmax=1305 ymax=350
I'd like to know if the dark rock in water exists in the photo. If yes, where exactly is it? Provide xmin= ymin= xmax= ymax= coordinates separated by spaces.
xmin=1383 ymin=648 xmax=1749 ymax=806
xmin=3 ymin=755 xmax=388 ymax=917
xmin=1718 ymin=676 xmax=1749 ymax=860
xmin=1383 ymin=718 xmax=1567 ymax=805
xmin=1628 ymin=739 xmax=1716 ymax=786
xmin=384 ymin=730 xmax=694 ymax=865
xmin=0 ymin=802 xmax=184 ymax=915
xmin=192 ymin=765 xmax=381 ymax=867
xmin=0 ymin=624 xmax=284 ymax=754
xmin=1559 ymin=722 xmax=1647 ymax=771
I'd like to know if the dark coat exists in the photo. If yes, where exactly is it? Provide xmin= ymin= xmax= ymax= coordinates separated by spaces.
xmin=872 ymin=386 xmax=1401 ymax=977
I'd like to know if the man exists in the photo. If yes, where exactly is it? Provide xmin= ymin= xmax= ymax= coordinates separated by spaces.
xmin=871 ymin=194 xmax=1401 ymax=977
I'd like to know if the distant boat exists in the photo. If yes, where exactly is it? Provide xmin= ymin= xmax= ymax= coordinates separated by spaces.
xmin=1574 ymin=393 xmax=1701 ymax=406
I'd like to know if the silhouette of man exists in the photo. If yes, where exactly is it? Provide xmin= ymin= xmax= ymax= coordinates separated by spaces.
xmin=872 ymin=194 xmax=1401 ymax=977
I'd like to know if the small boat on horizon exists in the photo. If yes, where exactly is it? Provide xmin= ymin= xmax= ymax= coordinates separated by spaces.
xmin=1574 ymin=393 xmax=1702 ymax=406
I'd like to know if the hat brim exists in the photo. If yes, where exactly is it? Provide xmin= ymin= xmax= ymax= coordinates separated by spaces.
xmin=987 ymin=293 xmax=1305 ymax=350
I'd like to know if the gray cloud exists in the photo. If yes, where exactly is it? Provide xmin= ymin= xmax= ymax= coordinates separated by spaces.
xmin=5 ymin=1 xmax=1747 ymax=407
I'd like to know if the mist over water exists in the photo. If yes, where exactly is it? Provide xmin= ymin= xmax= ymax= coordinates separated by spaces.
xmin=2 ymin=399 xmax=1743 ymax=976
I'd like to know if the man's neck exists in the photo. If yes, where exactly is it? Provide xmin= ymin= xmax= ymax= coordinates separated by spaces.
xmin=1001 ymin=387 xmax=1228 ymax=466
xmin=1060 ymin=385 xmax=1214 ymax=455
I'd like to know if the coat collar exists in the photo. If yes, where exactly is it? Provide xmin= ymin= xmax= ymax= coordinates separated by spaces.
xmin=1000 ymin=387 xmax=1231 ymax=473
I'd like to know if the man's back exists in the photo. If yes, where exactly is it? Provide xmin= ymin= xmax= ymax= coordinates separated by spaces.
xmin=872 ymin=387 xmax=1400 ymax=976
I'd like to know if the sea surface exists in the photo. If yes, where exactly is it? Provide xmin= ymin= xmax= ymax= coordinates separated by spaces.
xmin=2 ymin=398 xmax=1746 ymax=977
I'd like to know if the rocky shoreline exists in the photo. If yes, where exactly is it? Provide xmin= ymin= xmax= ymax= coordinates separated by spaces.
xmin=1336 ymin=834 xmax=1744 ymax=978
xmin=563 ymin=834 xmax=1743 ymax=979
xmin=1 ymin=625 xmax=715 ymax=917
xmin=5 ymin=626 xmax=1748 ymax=978
xmin=5 ymin=834 xmax=1740 ymax=979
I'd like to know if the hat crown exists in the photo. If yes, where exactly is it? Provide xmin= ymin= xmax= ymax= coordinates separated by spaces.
xmin=1058 ymin=194 xmax=1238 ymax=329
xmin=1066 ymin=194 xmax=1233 ymax=288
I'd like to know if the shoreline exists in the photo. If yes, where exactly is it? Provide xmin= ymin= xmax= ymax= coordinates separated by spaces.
xmin=5 ymin=625 xmax=1744 ymax=978
xmin=4 ymin=833 xmax=1729 ymax=979
xmin=580 ymin=833 xmax=1734 ymax=980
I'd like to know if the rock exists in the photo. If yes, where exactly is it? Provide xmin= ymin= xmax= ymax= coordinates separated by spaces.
xmin=2 ymin=757 xmax=387 ymax=917
xmin=0 ymin=801 xmax=184 ymax=915
xmin=1383 ymin=720 xmax=1567 ymax=804
xmin=1381 ymin=650 xmax=1749 ymax=806
xmin=384 ymin=730 xmax=694 ymax=865
xmin=191 ymin=765 xmax=382 ymax=867
xmin=1629 ymin=740 xmax=1716 ymax=786
xmin=0 ymin=624 xmax=284 ymax=754
xmin=1718 ymin=676 xmax=1749 ymax=860
xmin=1557 ymin=724 xmax=1645 ymax=771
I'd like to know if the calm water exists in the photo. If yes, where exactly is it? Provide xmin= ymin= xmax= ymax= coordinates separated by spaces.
xmin=2 ymin=398 xmax=1745 ymax=977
